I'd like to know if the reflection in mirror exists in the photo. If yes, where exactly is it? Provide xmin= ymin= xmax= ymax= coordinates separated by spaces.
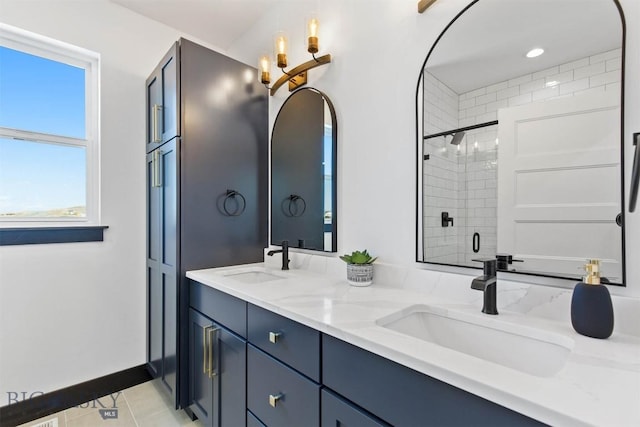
xmin=417 ymin=0 xmax=624 ymax=284
xmin=271 ymin=88 xmax=337 ymax=252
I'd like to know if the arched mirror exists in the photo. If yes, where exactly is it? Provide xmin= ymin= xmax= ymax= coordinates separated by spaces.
xmin=417 ymin=0 xmax=625 ymax=284
xmin=272 ymin=88 xmax=337 ymax=252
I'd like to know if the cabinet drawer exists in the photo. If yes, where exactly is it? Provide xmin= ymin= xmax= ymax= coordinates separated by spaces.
xmin=322 ymin=334 xmax=543 ymax=427
xmin=321 ymin=389 xmax=389 ymax=427
xmin=190 ymin=280 xmax=247 ymax=338
xmin=247 ymin=411 xmax=266 ymax=427
xmin=247 ymin=304 xmax=320 ymax=381
xmin=247 ymin=345 xmax=320 ymax=427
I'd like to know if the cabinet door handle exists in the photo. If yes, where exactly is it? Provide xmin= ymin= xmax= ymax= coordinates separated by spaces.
xmin=157 ymin=149 xmax=163 ymax=188
xmin=268 ymin=331 xmax=282 ymax=344
xmin=203 ymin=325 xmax=213 ymax=374
xmin=152 ymin=150 xmax=157 ymax=187
xmin=150 ymin=153 xmax=155 ymax=188
xmin=152 ymin=104 xmax=163 ymax=143
xmin=152 ymin=150 xmax=161 ymax=188
xmin=208 ymin=327 xmax=220 ymax=378
xmin=269 ymin=393 xmax=283 ymax=408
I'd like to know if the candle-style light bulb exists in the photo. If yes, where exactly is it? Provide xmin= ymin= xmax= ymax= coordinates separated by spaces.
xmin=307 ymin=18 xmax=319 ymax=54
xmin=274 ymin=33 xmax=288 ymax=68
xmin=259 ymin=55 xmax=271 ymax=85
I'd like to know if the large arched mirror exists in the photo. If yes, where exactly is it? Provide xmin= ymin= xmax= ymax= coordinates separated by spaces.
xmin=417 ymin=0 xmax=625 ymax=284
xmin=272 ymin=88 xmax=337 ymax=252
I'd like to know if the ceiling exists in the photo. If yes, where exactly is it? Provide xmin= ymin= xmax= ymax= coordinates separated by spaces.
xmin=426 ymin=0 xmax=622 ymax=93
xmin=110 ymin=0 xmax=317 ymax=50
xmin=110 ymin=0 xmax=623 ymax=94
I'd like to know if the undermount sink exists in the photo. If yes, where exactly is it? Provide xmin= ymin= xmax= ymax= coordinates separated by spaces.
xmin=222 ymin=269 xmax=285 ymax=284
xmin=376 ymin=305 xmax=574 ymax=377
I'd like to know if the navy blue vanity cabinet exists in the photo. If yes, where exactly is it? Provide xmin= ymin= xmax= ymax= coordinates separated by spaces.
xmin=246 ymin=304 xmax=321 ymax=426
xmin=247 ymin=304 xmax=320 ymax=381
xmin=247 ymin=411 xmax=266 ymax=427
xmin=188 ymin=309 xmax=246 ymax=427
xmin=146 ymin=137 xmax=179 ymax=398
xmin=321 ymin=389 xmax=390 ymax=427
xmin=189 ymin=281 xmax=248 ymax=427
xmin=322 ymin=334 xmax=544 ymax=427
xmin=146 ymin=42 xmax=178 ymax=153
xmin=190 ymin=280 xmax=248 ymax=337
xmin=146 ymin=37 xmax=268 ymax=410
xmin=247 ymin=345 xmax=320 ymax=427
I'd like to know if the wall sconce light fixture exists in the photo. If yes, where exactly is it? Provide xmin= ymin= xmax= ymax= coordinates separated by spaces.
xmin=418 ymin=0 xmax=437 ymax=14
xmin=259 ymin=17 xmax=331 ymax=96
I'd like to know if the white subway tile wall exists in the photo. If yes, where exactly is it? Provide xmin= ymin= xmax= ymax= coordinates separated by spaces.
xmin=422 ymin=48 xmax=621 ymax=265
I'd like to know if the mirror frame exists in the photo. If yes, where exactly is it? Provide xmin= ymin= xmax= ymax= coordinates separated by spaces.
xmin=271 ymin=87 xmax=338 ymax=252
xmin=415 ymin=0 xmax=627 ymax=286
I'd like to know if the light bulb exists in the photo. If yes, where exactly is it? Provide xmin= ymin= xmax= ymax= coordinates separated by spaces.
xmin=277 ymin=37 xmax=286 ymax=54
xmin=526 ymin=48 xmax=544 ymax=58
xmin=274 ymin=33 xmax=288 ymax=68
xmin=307 ymin=18 xmax=319 ymax=53
xmin=259 ymin=55 xmax=271 ymax=84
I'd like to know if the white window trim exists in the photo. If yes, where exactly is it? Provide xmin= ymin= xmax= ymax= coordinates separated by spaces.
xmin=0 ymin=23 xmax=101 ymax=227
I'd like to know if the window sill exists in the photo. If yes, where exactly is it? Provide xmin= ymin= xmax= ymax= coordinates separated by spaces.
xmin=0 ymin=226 xmax=108 ymax=246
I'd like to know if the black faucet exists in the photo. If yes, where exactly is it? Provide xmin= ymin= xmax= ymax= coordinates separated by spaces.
xmin=496 ymin=253 xmax=524 ymax=271
xmin=267 ymin=240 xmax=289 ymax=270
xmin=471 ymin=258 xmax=498 ymax=315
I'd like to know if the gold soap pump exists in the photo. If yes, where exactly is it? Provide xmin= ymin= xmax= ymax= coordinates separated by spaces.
xmin=583 ymin=259 xmax=601 ymax=285
xmin=571 ymin=258 xmax=614 ymax=339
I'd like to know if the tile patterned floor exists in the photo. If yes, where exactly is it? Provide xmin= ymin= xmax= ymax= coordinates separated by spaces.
xmin=17 ymin=380 xmax=203 ymax=427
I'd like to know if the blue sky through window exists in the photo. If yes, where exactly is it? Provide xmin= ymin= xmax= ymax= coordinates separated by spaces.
xmin=0 ymin=46 xmax=85 ymax=138
xmin=0 ymin=45 xmax=87 ymax=215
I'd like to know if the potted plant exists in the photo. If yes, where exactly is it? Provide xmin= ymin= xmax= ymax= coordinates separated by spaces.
xmin=340 ymin=250 xmax=377 ymax=287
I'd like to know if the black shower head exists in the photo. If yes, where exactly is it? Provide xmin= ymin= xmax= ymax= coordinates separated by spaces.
xmin=450 ymin=131 xmax=465 ymax=145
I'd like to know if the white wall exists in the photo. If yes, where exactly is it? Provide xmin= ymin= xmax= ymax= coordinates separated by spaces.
xmin=1 ymin=0 xmax=638 ymax=405
xmin=228 ymin=0 xmax=640 ymax=298
xmin=0 ymin=0 xmax=231 ymax=403
xmin=458 ymin=48 xmax=623 ymax=127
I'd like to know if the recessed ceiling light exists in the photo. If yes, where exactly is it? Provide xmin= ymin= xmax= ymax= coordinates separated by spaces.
xmin=526 ymin=48 xmax=544 ymax=58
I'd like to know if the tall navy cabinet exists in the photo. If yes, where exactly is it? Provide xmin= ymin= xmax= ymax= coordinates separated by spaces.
xmin=146 ymin=38 xmax=268 ymax=409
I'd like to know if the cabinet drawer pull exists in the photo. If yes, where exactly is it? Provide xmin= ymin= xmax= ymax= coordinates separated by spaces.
xmin=269 ymin=331 xmax=282 ymax=343
xmin=203 ymin=325 xmax=213 ymax=374
xmin=208 ymin=327 xmax=220 ymax=378
xmin=269 ymin=393 xmax=283 ymax=408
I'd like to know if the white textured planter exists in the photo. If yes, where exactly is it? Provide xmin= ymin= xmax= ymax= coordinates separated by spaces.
xmin=346 ymin=264 xmax=374 ymax=287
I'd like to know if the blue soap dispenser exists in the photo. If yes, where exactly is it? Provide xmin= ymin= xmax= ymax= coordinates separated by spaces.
xmin=570 ymin=259 xmax=614 ymax=339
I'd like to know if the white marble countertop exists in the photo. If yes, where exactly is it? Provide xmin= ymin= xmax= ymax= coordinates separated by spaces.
xmin=186 ymin=257 xmax=640 ymax=427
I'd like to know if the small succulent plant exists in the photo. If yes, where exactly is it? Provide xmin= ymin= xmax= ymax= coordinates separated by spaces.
xmin=340 ymin=250 xmax=377 ymax=265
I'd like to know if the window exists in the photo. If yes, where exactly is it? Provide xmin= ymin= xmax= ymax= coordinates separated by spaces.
xmin=0 ymin=23 xmax=100 ymax=229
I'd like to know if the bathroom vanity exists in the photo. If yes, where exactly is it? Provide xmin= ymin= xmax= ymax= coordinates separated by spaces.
xmin=186 ymin=258 xmax=640 ymax=426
